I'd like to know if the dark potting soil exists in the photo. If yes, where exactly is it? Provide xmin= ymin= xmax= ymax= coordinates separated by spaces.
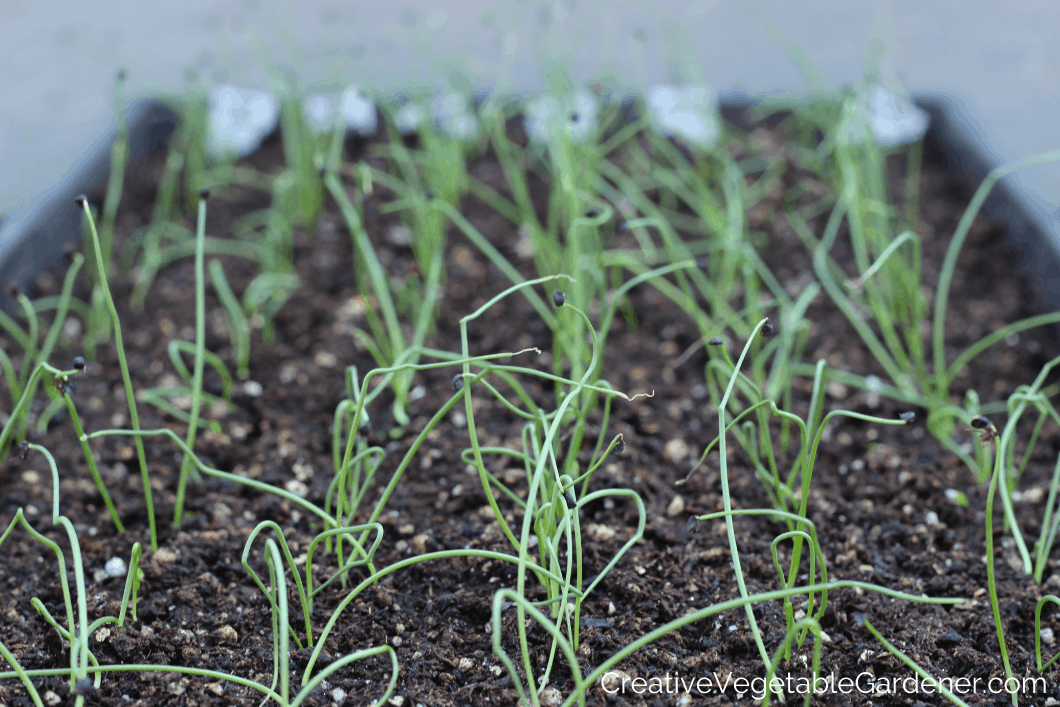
xmin=2 ymin=112 xmax=1060 ymax=707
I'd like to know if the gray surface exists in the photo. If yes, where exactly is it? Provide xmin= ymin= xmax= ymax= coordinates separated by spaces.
xmin=3 ymin=0 xmax=1060 ymax=292
xmin=0 ymin=101 xmax=176 ymax=304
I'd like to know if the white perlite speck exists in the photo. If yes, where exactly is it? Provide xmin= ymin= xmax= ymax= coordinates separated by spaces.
xmin=841 ymin=85 xmax=930 ymax=147
xmin=104 ymin=557 xmax=127 ymax=578
xmin=431 ymin=92 xmax=478 ymax=140
xmin=524 ymin=90 xmax=599 ymax=144
xmin=539 ymin=686 xmax=562 ymax=707
xmin=207 ymin=85 xmax=280 ymax=158
xmin=647 ymin=85 xmax=720 ymax=148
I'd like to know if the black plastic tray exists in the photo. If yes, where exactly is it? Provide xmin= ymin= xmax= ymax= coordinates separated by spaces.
xmin=0 ymin=100 xmax=177 ymax=309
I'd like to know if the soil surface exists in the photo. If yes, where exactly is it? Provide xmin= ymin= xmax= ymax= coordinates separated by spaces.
xmin=3 ymin=111 xmax=1060 ymax=707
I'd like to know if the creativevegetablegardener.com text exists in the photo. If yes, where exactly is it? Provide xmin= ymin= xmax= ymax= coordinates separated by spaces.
xmin=601 ymin=670 xmax=1048 ymax=699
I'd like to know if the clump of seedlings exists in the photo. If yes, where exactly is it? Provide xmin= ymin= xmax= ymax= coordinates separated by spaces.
xmin=786 ymin=106 xmax=1060 ymax=477
xmin=0 ymin=441 xmax=143 ymax=707
xmin=483 ymin=321 xmax=958 ymax=707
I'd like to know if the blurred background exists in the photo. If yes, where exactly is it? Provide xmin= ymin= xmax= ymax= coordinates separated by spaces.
xmin=3 ymin=0 xmax=1060 ymax=268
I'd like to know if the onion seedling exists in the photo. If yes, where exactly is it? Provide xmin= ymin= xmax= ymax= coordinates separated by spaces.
xmin=208 ymin=259 xmax=252 ymax=379
xmin=1035 ymin=595 xmax=1060 ymax=672
xmin=77 ymin=196 xmax=158 ymax=549
xmin=277 ymin=95 xmax=323 ymax=229
xmin=98 ymin=70 xmax=130 ymax=277
xmin=789 ymin=143 xmax=1060 ymax=479
xmin=173 ymin=189 xmax=210 ymax=526
xmin=140 ymin=341 xmax=233 ymax=433
xmin=0 ymin=252 xmax=84 ymax=447
xmin=78 ymin=74 xmax=130 ymax=360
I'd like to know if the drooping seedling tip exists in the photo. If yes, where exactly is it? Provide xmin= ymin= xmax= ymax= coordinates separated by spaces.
xmin=552 ymin=290 xmax=565 ymax=307
xmin=569 ymin=112 xmax=580 ymax=123
xmin=75 ymin=195 xmax=88 ymax=209
xmin=17 ymin=440 xmax=30 ymax=459
xmin=970 ymin=414 xmax=998 ymax=442
xmin=695 ymin=258 xmax=707 ymax=271
xmin=584 ymin=208 xmax=599 ymax=218
xmin=424 ymin=189 xmax=436 ymax=200
xmin=708 ymin=336 xmax=724 ymax=346
xmin=899 ymin=411 xmax=915 ymax=423
xmin=199 ymin=187 xmax=211 ymax=200
xmin=761 ymin=319 xmax=775 ymax=337
xmin=452 ymin=373 xmax=464 ymax=392
xmin=73 ymin=356 xmax=86 ymax=371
